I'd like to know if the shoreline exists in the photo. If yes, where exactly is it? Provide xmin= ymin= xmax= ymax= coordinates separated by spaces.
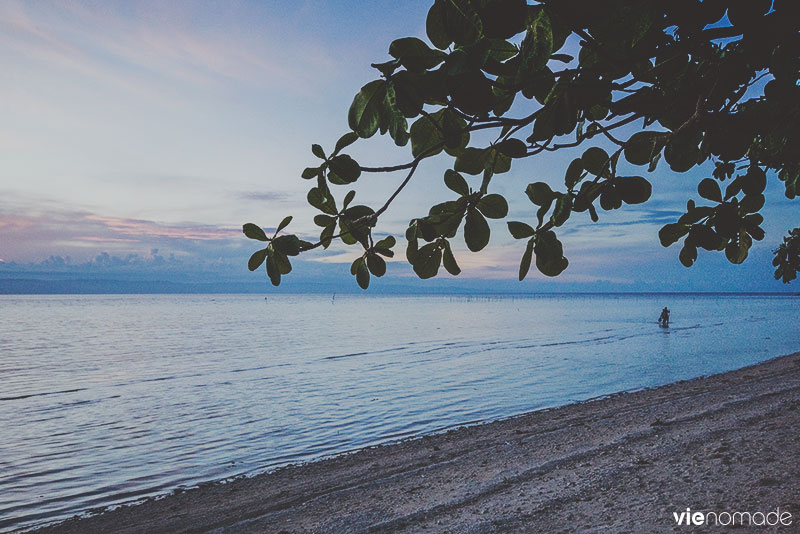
xmin=34 ymin=351 xmax=800 ymax=533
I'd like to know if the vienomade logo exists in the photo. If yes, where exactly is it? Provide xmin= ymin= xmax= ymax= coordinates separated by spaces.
xmin=672 ymin=507 xmax=793 ymax=527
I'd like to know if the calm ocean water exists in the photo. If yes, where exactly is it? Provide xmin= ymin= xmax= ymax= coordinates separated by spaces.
xmin=0 ymin=293 xmax=797 ymax=532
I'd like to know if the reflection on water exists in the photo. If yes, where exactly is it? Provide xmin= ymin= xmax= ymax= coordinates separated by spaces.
xmin=0 ymin=293 xmax=797 ymax=532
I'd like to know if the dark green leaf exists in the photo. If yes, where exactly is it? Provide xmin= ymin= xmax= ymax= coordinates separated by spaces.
xmin=581 ymin=147 xmax=610 ymax=176
xmin=348 ymin=80 xmax=386 ymax=138
xmin=496 ymin=138 xmax=527 ymax=158
xmin=356 ymin=259 xmax=370 ymax=289
xmin=741 ymin=166 xmax=767 ymax=196
xmin=301 ymin=167 xmax=319 ymax=179
xmin=464 ymin=209 xmax=490 ymax=251
xmin=740 ymin=193 xmax=765 ymax=214
xmin=679 ymin=243 xmax=697 ymax=267
xmin=534 ymin=230 xmax=568 ymax=276
xmin=520 ymin=8 xmax=553 ymax=72
xmin=454 ymin=148 xmax=487 ymax=175
xmin=409 ymin=113 xmax=445 ymax=158
xmin=266 ymin=252 xmax=281 ymax=286
xmin=698 ymin=178 xmax=722 ymax=202
xmin=320 ymin=224 xmax=335 ymax=249
xmin=615 ymin=176 xmax=652 ymax=204
xmin=272 ymin=235 xmax=301 ymax=256
xmin=426 ymin=1 xmax=451 ymax=49
xmin=525 ymin=182 xmax=554 ymax=206
xmin=725 ymin=233 xmax=750 ymax=264
xmin=519 ymin=239 xmax=534 ymax=280
xmin=477 ymin=194 xmax=508 ymax=218
xmin=314 ymin=214 xmax=334 ymax=227
xmin=367 ymin=254 xmax=387 ymax=277
xmin=442 ymin=242 xmax=461 ymax=275
xmin=272 ymin=249 xmax=292 ymax=275
xmin=243 ymin=223 xmax=269 ymax=242
xmin=508 ymin=221 xmax=536 ymax=239
xmin=444 ymin=169 xmax=470 ymax=196
xmin=343 ymin=190 xmax=356 ymax=209
xmin=328 ymin=154 xmax=361 ymax=184
xmin=311 ymin=144 xmax=325 ymax=159
xmin=550 ymin=194 xmax=572 ymax=226
xmin=659 ymin=223 xmax=690 ymax=247
xmin=307 ymin=187 xmax=338 ymax=215
xmin=276 ymin=216 xmax=292 ymax=233
xmin=389 ymin=37 xmax=446 ymax=73
xmin=375 ymin=235 xmax=396 ymax=249
xmin=413 ymin=242 xmax=442 ymax=279
xmin=565 ymin=158 xmax=585 ymax=189
xmin=248 ymin=248 xmax=267 ymax=271
xmin=334 ymin=132 xmax=359 ymax=154
xmin=624 ymin=131 xmax=664 ymax=166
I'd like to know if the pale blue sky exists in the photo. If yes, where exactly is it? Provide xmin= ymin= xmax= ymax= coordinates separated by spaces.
xmin=0 ymin=0 xmax=795 ymax=292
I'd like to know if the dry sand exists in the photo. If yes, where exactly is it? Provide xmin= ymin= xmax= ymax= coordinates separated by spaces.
xmin=34 ymin=352 xmax=800 ymax=533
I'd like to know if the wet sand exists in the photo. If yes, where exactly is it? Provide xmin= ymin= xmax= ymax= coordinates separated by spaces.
xmin=34 ymin=351 xmax=800 ymax=533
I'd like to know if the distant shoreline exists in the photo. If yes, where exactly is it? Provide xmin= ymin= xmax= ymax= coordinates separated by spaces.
xmin=33 ymin=351 xmax=800 ymax=533
xmin=1 ymin=282 xmax=797 ymax=296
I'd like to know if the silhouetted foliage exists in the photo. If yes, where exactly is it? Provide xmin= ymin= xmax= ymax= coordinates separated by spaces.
xmin=246 ymin=0 xmax=800 ymax=288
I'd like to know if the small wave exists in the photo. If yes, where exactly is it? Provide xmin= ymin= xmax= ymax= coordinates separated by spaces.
xmin=0 ymin=388 xmax=87 ymax=402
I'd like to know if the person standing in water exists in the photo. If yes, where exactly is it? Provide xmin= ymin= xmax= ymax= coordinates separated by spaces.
xmin=658 ymin=306 xmax=670 ymax=328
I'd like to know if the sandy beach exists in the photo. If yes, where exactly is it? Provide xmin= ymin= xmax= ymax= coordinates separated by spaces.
xmin=34 ymin=351 xmax=800 ymax=533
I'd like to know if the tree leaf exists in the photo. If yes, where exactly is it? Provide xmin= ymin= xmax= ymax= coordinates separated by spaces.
xmin=520 ymin=8 xmax=553 ymax=72
xmin=328 ymin=154 xmax=362 ymax=184
xmin=248 ymin=248 xmax=267 ymax=271
xmin=410 ymin=113 xmax=445 ymax=158
xmin=311 ymin=144 xmax=325 ymax=159
xmin=272 ymin=249 xmax=292 ymax=275
xmin=725 ymin=233 xmax=750 ymax=264
xmin=426 ymin=0 xmax=451 ymax=49
xmin=534 ymin=230 xmax=568 ymax=276
xmin=413 ymin=242 xmax=442 ymax=279
xmin=356 ymin=259 xmax=370 ymax=289
xmin=464 ymin=209 xmax=490 ymax=251
xmin=343 ymin=190 xmax=356 ymax=209
xmin=698 ymin=178 xmax=722 ymax=202
xmin=389 ymin=37 xmax=446 ymax=73
xmin=442 ymin=242 xmax=461 ymax=275
xmin=454 ymin=147 xmax=487 ymax=175
xmin=266 ymin=251 xmax=281 ymax=286
xmin=679 ymin=243 xmax=697 ymax=267
xmin=496 ymin=138 xmax=527 ymax=158
xmin=565 ymin=158 xmax=585 ymax=189
xmin=243 ymin=223 xmax=269 ymax=241
xmin=525 ymin=182 xmax=554 ymax=206
xmin=301 ymin=167 xmax=320 ymax=180
xmin=624 ymin=131 xmax=664 ymax=165
xmin=615 ymin=176 xmax=652 ymax=204
xmin=276 ymin=215 xmax=292 ymax=233
xmin=519 ymin=239 xmax=534 ymax=280
xmin=659 ymin=223 xmax=690 ymax=247
xmin=348 ymin=80 xmax=386 ymax=138
xmin=550 ymin=194 xmax=572 ymax=226
xmin=477 ymin=194 xmax=508 ymax=218
xmin=307 ymin=187 xmax=338 ymax=215
xmin=508 ymin=221 xmax=535 ymax=239
xmin=272 ymin=235 xmax=302 ymax=256
xmin=375 ymin=235 xmax=396 ymax=249
xmin=367 ymin=253 xmax=387 ymax=277
xmin=581 ymin=147 xmax=610 ymax=176
xmin=334 ymin=132 xmax=359 ymax=154
xmin=444 ymin=169 xmax=470 ymax=196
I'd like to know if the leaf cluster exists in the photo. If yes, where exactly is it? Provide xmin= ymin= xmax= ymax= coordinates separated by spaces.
xmin=245 ymin=0 xmax=800 ymax=288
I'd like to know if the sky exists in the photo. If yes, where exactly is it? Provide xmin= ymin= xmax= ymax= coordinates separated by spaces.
xmin=0 ymin=0 xmax=796 ymax=293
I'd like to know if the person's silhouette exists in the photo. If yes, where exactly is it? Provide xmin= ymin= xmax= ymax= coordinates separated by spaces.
xmin=658 ymin=306 xmax=670 ymax=328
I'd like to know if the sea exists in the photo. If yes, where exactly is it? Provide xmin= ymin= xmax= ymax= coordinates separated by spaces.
xmin=0 ymin=293 xmax=797 ymax=532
